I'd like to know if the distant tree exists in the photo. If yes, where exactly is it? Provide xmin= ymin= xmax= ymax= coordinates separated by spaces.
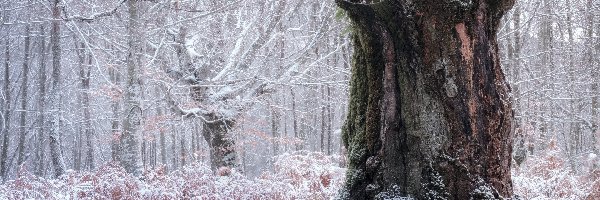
xmin=118 ymin=0 xmax=142 ymax=175
xmin=34 ymin=23 xmax=47 ymax=177
xmin=48 ymin=0 xmax=66 ymax=177
xmin=1 ymin=35 xmax=11 ymax=182
xmin=16 ymin=22 xmax=31 ymax=168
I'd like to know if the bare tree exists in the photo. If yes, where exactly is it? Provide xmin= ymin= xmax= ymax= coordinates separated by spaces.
xmin=1 ymin=36 xmax=11 ymax=182
xmin=48 ymin=0 xmax=66 ymax=177
xmin=34 ymin=24 xmax=47 ymax=177
xmin=16 ymin=23 xmax=31 ymax=168
xmin=118 ymin=0 xmax=142 ymax=175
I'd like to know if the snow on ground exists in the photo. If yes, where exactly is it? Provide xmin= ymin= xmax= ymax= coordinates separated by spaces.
xmin=0 ymin=151 xmax=345 ymax=200
xmin=1 ymin=148 xmax=598 ymax=199
xmin=512 ymin=140 xmax=600 ymax=199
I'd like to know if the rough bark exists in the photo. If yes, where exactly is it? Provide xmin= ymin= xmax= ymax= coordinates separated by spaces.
xmin=337 ymin=0 xmax=515 ymax=199
xmin=202 ymin=115 xmax=236 ymax=171
xmin=49 ymin=0 xmax=66 ymax=177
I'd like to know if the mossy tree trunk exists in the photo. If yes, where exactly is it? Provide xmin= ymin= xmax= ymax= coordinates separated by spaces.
xmin=337 ymin=0 xmax=515 ymax=199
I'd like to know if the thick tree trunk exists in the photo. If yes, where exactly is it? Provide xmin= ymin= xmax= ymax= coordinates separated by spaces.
xmin=337 ymin=0 xmax=515 ymax=199
xmin=202 ymin=116 xmax=236 ymax=171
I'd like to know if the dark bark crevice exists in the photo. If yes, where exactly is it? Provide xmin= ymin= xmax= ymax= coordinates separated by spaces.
xmin=337 ymin=0 xmax=515 ymax=199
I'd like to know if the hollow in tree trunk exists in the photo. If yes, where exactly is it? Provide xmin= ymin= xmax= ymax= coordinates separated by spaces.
xmin=337 ymin=0 xmax=515 ymax=199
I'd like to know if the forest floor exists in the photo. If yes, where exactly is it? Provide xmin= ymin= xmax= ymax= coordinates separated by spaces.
xmin=0 ymin=148 xmax=598 ymax=199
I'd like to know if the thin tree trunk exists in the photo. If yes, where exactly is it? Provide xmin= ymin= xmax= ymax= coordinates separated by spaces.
xmin=538 ymin=0 xmax=553 ymax=148
xmin=510 ymin=5 xmax=527 ymax=167
xmin=271 ymin=20 xmax=285 ymax=156
xmin=83 ymin=54 xmax=93 ymax=170
xmin=180 ymin=135 xmax=186 ymax=167
xmin=119 ymin=0 xmax=142 ymax=175
xmin=151 ymin=133 xmax=156 ymax=168
xmin=271 ymin=100 xmax=280 ymax=156
xmin=195 ymin=123 xmax=202 ymax=161
xmin=157 ymin=107 xmax=166 ymax=166
xmin=171 ymin=127 xmax=177 ymax=170
xmin=566 ymin=0 xmax=581 ymax=172
xmin=74 ymin=41 xmax=84 ymax=171
xmin=191 ymin=123 xmax=196 ymax=162
xmin=337 ymin=0 xmax=515 ymax=198
xmin=49 ymin=0 xmax=66 ymax=177
xmin=321 ymin=85 xmax=326 ymax=153
xmin=109 ymin=64 xmax=120 ymax=162
xmin=73 ymin=133 xmax=81 ymax=170
xmin=17 ymin=24 xmax=31 ymax=167
xmin=34 ymin=24 xmax=47 ymax=177
xmin=587 ymin=0 xmax=599 ymax=154
xmin=327 ymin=85 xmax=333 ymax=155
xmin=291 ymin=88 xmax=300 ymax=151
xmin=1 ymin=38 xmax=11 ymax=181
xmin=142 ymin=133 xmax=146 ymax=170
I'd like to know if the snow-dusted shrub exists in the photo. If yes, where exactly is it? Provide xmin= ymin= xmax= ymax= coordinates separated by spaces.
xmin=0 ymin=151 xmax=346 ymax=200
xmin=513 ymin=139 xmax=598 ymax=199
xmin=268 ymin=150 xmax=346 ymax=199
